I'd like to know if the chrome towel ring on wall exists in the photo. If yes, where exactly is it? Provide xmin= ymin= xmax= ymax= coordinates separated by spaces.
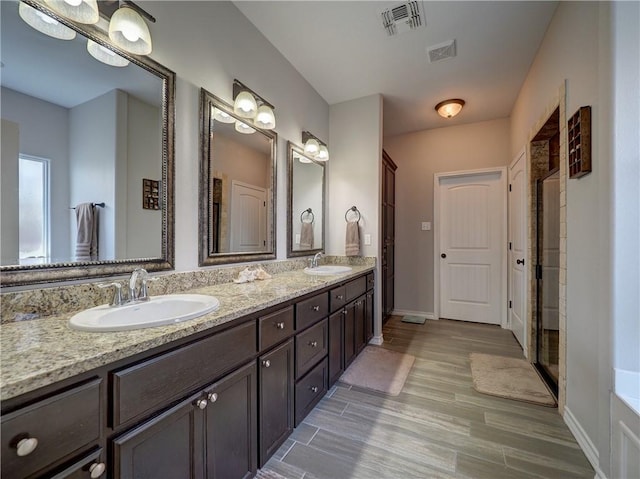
xmin=300 ymin=208 xmax=314 ymax=223
xmin=345 ymin=206 xmax=361 ymax=223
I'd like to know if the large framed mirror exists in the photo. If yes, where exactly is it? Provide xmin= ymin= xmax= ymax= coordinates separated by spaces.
xmin=199 ymin=89 xmax=276 ymax=266
xmin=287 ymin=142 xmax=325 ymax=257
xmin=0 ymin=0 xmax=175 ymax=287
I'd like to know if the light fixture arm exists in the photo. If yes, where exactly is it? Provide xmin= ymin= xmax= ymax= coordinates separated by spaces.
xmin=119 ymin=0 xmax=155 ymax=23
xmin=233 ymin=79 xmax=274 ymax=110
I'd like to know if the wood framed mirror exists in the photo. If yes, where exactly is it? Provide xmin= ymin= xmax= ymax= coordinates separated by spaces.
xmin=0 ymin=0 xmax=175 ymax=287
xmin=199 ymin=88 xmax=276 ymax=266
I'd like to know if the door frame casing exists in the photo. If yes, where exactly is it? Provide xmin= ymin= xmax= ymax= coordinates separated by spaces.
xmin=433 ymin=167 xmax=508 ymax=327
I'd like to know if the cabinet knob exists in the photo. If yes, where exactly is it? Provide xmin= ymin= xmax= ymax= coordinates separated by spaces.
xmin=308 ymin=341 xmax=318 ymax=348
xmin=336 ymin=295 xmax=344 ymax=300
xmin=275 ymin=322 xmax=285 ymax=330
xmin=341 ymin=310 xmax=347 ymax=316
xmin=196 ymin=398 xmax=208 ymax=410
xmin=312 ymin=305 xmax=320 ymax=312
xmin=16 ymin=437 xmax=38 ymax=456
xmin=207 ymin=392 xmax=218 ymax=403
xmin=89 ymin=462 xmax=106 ymax=478
xmin=263 ymin=359 xmax=271 ymax=368
xmin=310 ymin=386 xmax=318 ymax=393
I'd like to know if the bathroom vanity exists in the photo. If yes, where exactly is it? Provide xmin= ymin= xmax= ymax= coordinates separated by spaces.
xmin=0 ymin=267 xmax=374 ymax=479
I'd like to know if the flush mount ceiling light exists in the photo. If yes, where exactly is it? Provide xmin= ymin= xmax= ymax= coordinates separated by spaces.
xmin=109 ymin=2 xmax=154 ymax=55
xmin=235 ymin=120 xmax=256 ymax=135
xmin=232 ymin=79 xmax=276 ymax=129
xmin=212 ymin=107 xmax=235 ymax=124
xmin=87 ymin=39 xmax=129 ymax=67
xmin=19 ymin=2 xmax=76 ymax=40
xmin=45 ymin=0 xmax=99 ymax=24
xmin=302 ymin=131 xmax=329 ymax=162
xmin=435 ymin=99 xmax=465 ymax=119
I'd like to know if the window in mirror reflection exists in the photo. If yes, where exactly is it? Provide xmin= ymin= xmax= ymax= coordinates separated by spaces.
xmin=291 ymin=152 xmax=324 ymax=252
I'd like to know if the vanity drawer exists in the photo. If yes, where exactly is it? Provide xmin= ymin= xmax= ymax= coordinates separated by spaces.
xmin=329 ymin=286 xmax=347 ymax=312
xmin=295 ymin=318 xmax=328 ymax=379
xmin=112 ymin=320 xmax=257 ymax=428
xmin=1 ymin=378 xmax=102 ymax=479
xmin=295 ymin=292 xmax=328 ymax=331
xmin=259 ymin=306 xmax=294 ymax=351
xmin=346 ymin=276 xmax=367 ymax=302
xmin=295 ymin=358 xmax=328 ymax=426
xmin=366 ymin=273 xmax=375 ymax=291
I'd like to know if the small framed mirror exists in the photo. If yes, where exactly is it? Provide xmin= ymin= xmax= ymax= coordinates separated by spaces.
xmin=287 ymin=142 xmax=325 ymax=257
xmin=199 ymin=88 xmax=277 ymax=266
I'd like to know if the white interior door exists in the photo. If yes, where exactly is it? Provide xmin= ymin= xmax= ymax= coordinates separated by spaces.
xmin=230 ymin=181 xmax=266 ymax=252
xmin=509 ymin=151 xmax=527 ymax=351
xmin=437 ymin=170 xmax=505 ymax=325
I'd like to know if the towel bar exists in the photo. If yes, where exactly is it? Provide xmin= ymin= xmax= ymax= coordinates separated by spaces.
xmin=69 ymin=202 xmax=105 ymax=209
xmin=344 ymin=206 xmax=361 ymax=223
xmin=300 ymin=208 xmax=314 ymax=223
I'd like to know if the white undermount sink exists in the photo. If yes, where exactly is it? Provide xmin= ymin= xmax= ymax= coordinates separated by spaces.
xmin=303 ymin=265 xmax=353 ymax=276
xmin=69 ymin=294 xmax=220 ymax=332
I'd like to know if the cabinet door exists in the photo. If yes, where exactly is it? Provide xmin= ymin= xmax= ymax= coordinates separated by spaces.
xmin=203 ymin=362 xmax=257 ymax=479
xmin=354 ymin=296 xmax=366 ymax=354
xmin=365 ymin=290 xmax=374 ymax=343
xmin=258 ymin=339 xmax=294 ymax=467
xmin=113 ymin=392 xmax=203 ymax=479
xmin=344 ymin=302 xmax=356 ymax=368
xmin=328 ymin=311 xmax=344 ymax=386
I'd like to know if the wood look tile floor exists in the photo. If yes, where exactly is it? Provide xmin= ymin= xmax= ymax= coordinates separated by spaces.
xmin=262 ymin=316 xmax=594 ymax=479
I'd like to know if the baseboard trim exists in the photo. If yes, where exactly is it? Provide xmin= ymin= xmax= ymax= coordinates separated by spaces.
xmin=369 ymin=335 xmax=384 ymax=346
xmin=563 ymin=407 xmax=607 ymax=479
xmin=392 ymin=309 xmax=436 ymax=320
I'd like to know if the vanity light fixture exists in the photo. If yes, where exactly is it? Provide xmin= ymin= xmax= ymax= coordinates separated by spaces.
xmin=232 ymin=79 xmax=276 ymax=129
xmin=87 ymin=39 xmax=129 ymax=67
xmin=302 ymin=131 xmax=329 ymax=162
xmin=435 ymin=98 xmax=465 ymax=119
xmin=212 ymin=107 xmax=235 ymax=124
xmin=235 ymin=120 xmax=256 ymax=135
xmin=18 ymin=2 xmax=76 ymax=40
xmin=108 ymin=1 xmax=155 ymax=55
xmin=45 ymin=0 xmax=99 ymax=24
xmin=295 ymin=153 xmax=313 ymax=164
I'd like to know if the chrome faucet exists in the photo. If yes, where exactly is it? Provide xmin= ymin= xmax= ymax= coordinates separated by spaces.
xmin=129 ymin=268 xmax=151 ymax=302
xmin=311 ymin=252 xmax=323 ymax=268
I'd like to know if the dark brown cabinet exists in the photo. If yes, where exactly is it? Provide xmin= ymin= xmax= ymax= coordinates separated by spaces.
xmin=343 ymin=301 xmax=356 ymax=368
xmin=354 ymin=296 xmax=366 ymax=355
xmin=258 ymin=339 xmax=294 ymax=467
xmin=365 ymin=289 xmax=374 ymax=343
xmin=328 ymin=310 xmax=344 ymax=386
xmin=382 ymin=150 xmax=397 ymax=322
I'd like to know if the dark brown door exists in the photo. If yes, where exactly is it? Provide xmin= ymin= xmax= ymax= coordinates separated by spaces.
xmin=365 ymin=290 xmax=374 ymax=342
xmin=354 ymin=296 xmax=366 ymax=354
xmin=258 ymin=339 xmax=294 ymax=467
xmin=382 ymin=150 xmax=397 ymax=322
xmin=203 ymin=362 xmax=257 ymax=479
xmin=328 ymin=311 xmax=344 ymax=386
xmin=344 ymin=302 xmax=356 ymax=367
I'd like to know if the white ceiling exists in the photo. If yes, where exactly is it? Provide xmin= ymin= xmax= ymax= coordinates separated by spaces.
xmin=234 ymin=1 xmax=558 ymax=137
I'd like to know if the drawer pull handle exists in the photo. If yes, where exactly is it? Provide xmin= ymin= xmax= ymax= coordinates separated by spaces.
xmin=16 ymin=437 xmax=38 ymax=456
xmin=341 ymin=310 xmax=347 ymax=316
xmin=208 ymin=392 xmax=218 ymax=403
xmin=312 ymin=305 xmax=320 ymax=312
xmin=310 ymin=386 xmax=319 ymax=393
xmin=336 ymin=295 xmax=344 ymax=300
xmin=308 ymin=341 xmax=318 ymax=348
xmin=196 ymin=398 xmax=208 ymax=410
xmin=263 ymin=360 xmax=271 ymax=368
xmin=89 ymin=462 xmax=107 ymax=478
xmin=275 ymin=322 xmax=285 ymax=330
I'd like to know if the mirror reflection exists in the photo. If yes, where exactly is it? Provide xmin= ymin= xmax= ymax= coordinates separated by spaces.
xmin=199 ymin=89 xmax=276 ymax=266
xmin=287 ymin=142 xmax=325 ymax=257
xmin=0 ymin=0 xmax=175 ymax=285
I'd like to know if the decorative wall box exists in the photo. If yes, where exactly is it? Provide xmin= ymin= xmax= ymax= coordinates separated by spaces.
xmin=143 ymin=179 xmax=160 ymax=210
xmin=568 ymin=106 xmax=592 ymax=179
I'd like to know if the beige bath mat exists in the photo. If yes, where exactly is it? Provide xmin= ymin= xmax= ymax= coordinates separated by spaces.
xmin=469 ymin=353 xmax=557 ymax=407
xmin=340 ymin=346 xmax=415 ymax=396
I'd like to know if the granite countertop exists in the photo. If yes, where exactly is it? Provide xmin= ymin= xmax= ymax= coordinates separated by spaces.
xmin=0 ymin=265 xmax=373 ymax=401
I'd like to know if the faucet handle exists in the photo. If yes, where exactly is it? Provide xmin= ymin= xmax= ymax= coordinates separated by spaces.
xmin=98 ymin=282 xmax=126 ymax=307
xmin=138 ymin=277 xmax=158 ymax=302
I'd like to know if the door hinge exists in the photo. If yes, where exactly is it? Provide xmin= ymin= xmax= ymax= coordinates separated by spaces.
xmin=509 ymin=242 xmax=512 ymax=250
xmin=509 ymin=300 xmax=512 ymax=309
xmin=509 ymin=184 xmax=512 ymax=192
xmin=536 ymin=264 xmax=542 ymax=280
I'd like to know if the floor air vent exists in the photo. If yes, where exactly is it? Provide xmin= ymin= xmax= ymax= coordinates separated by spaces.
xmin=379 ymin=1 xmax=425 ymax=36
xmin=427 ymin=39 xmax=457 ymax=63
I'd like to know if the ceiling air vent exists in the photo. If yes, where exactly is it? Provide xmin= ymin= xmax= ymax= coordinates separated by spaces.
xmin=427 ymin=39 xmax=456 ymax=63
xmin=379 ymin=1 xmax=425 ymax=36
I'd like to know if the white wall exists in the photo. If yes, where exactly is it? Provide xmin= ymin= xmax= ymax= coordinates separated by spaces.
xmin=1 ymin=87 xmax=70 ymax=262
xmin=509 ymin=2 xmax=614 ymax=475
xmin=328 ymin=94 xmax=383 ymax=337
xmin=1 ymin=119 xmax=20 ymax=264
xmin=384 ymin=118 xmax=511 ymax=316
xmin=214 ymin=134 xmax=270 ymax=189
xmin=145 ymin=1 xmax=330 ymax=270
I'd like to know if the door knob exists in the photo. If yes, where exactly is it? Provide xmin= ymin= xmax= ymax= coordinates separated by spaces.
xmin=441 ymin=253 xmax=446 ymax=259
xmin=517 ymin=259 xmax=525 ymax=265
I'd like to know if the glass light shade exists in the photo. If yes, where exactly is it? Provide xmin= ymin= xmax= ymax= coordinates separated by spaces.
xmin=435 ymin=99 xmax=465 ymax=119
xmin=296 ymin=154 xmax=312 ymax=164
xmin=45 ymin=0 xmax=99 ymax=24
xmin=87 ymin=39 xmax=129 ymax=67
xmin=109 ymin=6 xmax=152 ymax=55
xmin=233 ymin=91 xmax=257 ymax=119
xmin=19 ymin=2 xmax=76 ymax=40
xmin=304 ymin=138 xmax=320 ymax=157
xmin=213 ymin=108 xmax=235 ymax=124
xmin=235 ymin=120 xmax=255 ymax=135
xmin=254 ymin=105 xmax=276 ymax=130
xmin=316 ymin=145 xmax=329 ymax=162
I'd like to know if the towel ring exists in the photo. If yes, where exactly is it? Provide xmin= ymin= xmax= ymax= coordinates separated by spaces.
xmin=300 ymin=208 xmax=314 ymax=223
xmin=345 ymin=206 xmax=361 ymax=223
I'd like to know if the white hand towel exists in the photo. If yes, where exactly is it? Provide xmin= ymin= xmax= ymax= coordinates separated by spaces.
xmin=299 ymin=222 xmax=314 ymax=249
xmin=75 ymin=203 xmax=98 ymax=261
xmin=345 ymin=221 xmax=360 ymax=256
